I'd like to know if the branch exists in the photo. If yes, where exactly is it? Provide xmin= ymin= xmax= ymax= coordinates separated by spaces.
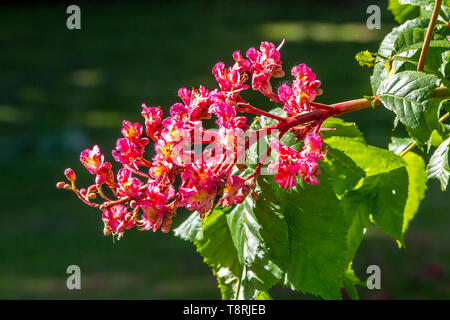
xmin=417 ymin=0 xmax=442 ymax=71
xmin=399 ymin=0 xmax=443 ymax=157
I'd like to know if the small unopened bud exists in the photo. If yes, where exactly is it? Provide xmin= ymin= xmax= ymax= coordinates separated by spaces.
xmin=56 ymin=181 xmax=65 ymax=189
xmin=64 ymin=168 xmax=76 ymax=182
xmin=130 ymin=200 xmax=137 ymax=209
xmin=140 ymin=137 xmax=150 ymax=145
xmin=103 ymin=225 xmax=111 ymax=236
xmin=63 ymin=184 xmax=72 ymax=190
xmin=137 ymin=191 xmax=146 ymax=198
xmin=251 ymin=191 xmax=259 ymax=201
xmin=87 ymin=185 xmax=98 ymax=193
xmin=161 ymin=217 xmax=173 ymax=234
xmin=87 ymin=193 xmax=97 ymax=200
xmin=80 ymin=188 xmax=87 ymax=196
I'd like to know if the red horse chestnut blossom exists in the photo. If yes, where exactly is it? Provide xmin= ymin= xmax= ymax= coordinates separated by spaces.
xmin=57 ymin=40 xmax=354 ymax=240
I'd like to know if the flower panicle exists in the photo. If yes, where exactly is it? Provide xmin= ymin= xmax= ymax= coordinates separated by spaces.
xmin=58 ymin=41 xmax=329 ymax=239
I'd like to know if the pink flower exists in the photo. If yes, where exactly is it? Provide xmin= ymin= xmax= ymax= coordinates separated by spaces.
xmin=169 ymin=102 xmax=189 ymax=120
xmin=149 ymin=154 xmax=176 ymax=183
xmin=138 ymin=206 xmax=164 ymax=232
xmin=209 ymin=101 xmax=236 ymax=126
xmin=160 ymin=119 xmax=189 ymax=143
xmin=221 ymin=175 xmax=246 ymax=206
xmin=278 ymin=64 xmax=322 ymax=114
xmin=246 ymin=41 xmax=284 ymax=97
xmin=232 ymin=50 xmax=251 ymax=73
xmin=95 ymin=161 xmax=115 ymax=186
xmin=291 ymin=64 xmax=316 ymax=82
xmin=268 ymin=138 xmax=325 ymax=189
xmin=302 ymin=133 xmax=325 ymax=160
xmin=178 ymin=88 xmax=192 ymax=106
xmin=212 ymin=60 xmax=249 ymax=94
xmin=141 ymin=104 xmax=163 ymax=141
xmin=112 ymin=138 xmax=144 ymax=167
xmin=102 ymin=205 xmax=135 ymax=236
xmin=117 ymin=168 xmax=142 ymax=197
xmin=269 ymin=158 xmax=301 ymax=189
xmin=137 ymin=182 xmax=175 ymax=232
xmin=180 ymin=186 xmax=215 ymax=216
xmin=121 ymin=120 xmax=143 ymax=141
xmin=80 ymin=145 xmax=104 ymax=175
xmin=298 ymin=157 xmax=320 ymax=185
xmin=181 ymin=160 xmax=214 ymax=186
xmin=187 ymin=86 xmax=213 ymax=121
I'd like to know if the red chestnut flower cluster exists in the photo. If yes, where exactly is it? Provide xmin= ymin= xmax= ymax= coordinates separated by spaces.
xmin=58 ymin=41 xmax=337 ymax=240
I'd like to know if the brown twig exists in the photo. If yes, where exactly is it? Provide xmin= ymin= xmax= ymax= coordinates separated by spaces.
xmin=399 ymin=0 xmax=443 ymax=157
xmin=417 ymin=0 xmax=442 ymax=71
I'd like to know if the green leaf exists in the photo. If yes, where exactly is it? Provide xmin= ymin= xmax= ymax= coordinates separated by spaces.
xmin=426 ymin=137 xmax=450 ymax=190
xmin=176 ymin=114 xmax=427 ymax=300
xmin=340 ymin=190 xmax=371 ymax=263
xmin=402 ymin=152 xmax=427 ymax=235
xmin=254 ymin=290 xmax=273 ymax=300
xmin=325 ymin=137 xmax=410 ymax=245
xmin=378 ymin=18 xmax=430 ymax=59
xmin=196 ymin=208 xmax=241 ymax=299
xmin=323 ymin=147 xmax=366 ymax=197
xmin=388 ymin=0 xmax=421 ymax=24
xmin=405 ymin=98 xmax=441 ymax=145
xmin=371 ymin=18 xmax=430 ymax=94
xmin=227 ymin=177 xmax=289 ymax=298
xmin=396 ymin=39 xmax=450 ymax=55
xmin=321 ymin=117 xmax=365 ymax=141
xmin=173 ymin=211 xmax=203 ymax=242
xmin=440 ymin=51 xmax=450 ymax=78
xmin=280 ymin=177 xmax=348 ymax=300
xmin=226 ymin=172 xmax=350 ymax=300
xmin=429 ymin=129 xmax=445 ymax=148
xmin=342 ymin=267 xmax=361 ymax=300
xmin=174 ymin=207 xmax=244 ymax=300
xmin=400 ymin=0 xmax=435 ymax=10
xmin=393 ymin=27 xmax=427 ymax=57
xmin=376 ymin=71 xmax=441 ymax=129
xmin=437 ymin=99 xmax=450 ymax=139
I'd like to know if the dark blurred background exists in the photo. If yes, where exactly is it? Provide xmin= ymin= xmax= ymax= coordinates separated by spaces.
xmin=0 ymin=0 xmax=448 ymax=299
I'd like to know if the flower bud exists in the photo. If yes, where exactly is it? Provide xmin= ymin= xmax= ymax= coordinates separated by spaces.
xmin=56 ymin=181 xmax=65 ymax=189
xmin=64 ymin=168 xmax=76 ymax=182
xmin=103 ymin=225 xmax=111 ymax=236
xmin=80 ymin=188 xmax=87 ymax=197
xmin=140 ymin=137 xmax=150 ymax=145
xmin=63 ymin=184 xmax=72 ymax=190
xmin=129 ymin=200 xmax=137 ymax=209
xmin=87 ymin=193 xmax=97 ymax=200
xmin=87 ymin=185 xmax=98 ymax=193
xmin=251 ymin=191 xmax=259 ymax=201
xmin=161 ymin=217 xmax=173 ymax=234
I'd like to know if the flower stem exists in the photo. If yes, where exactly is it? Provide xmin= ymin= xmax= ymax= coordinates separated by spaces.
xmin=240 ymin=103 xmax=285 ymax=121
